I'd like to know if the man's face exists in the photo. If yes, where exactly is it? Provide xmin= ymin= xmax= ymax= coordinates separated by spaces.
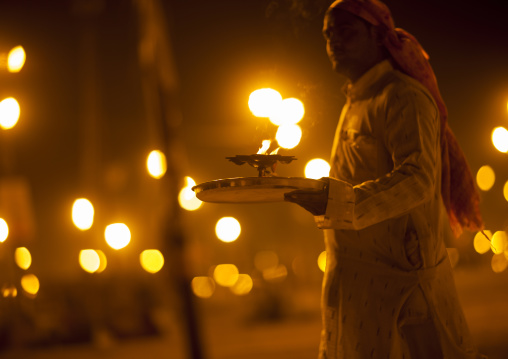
xmin=323 ymin=9 xmax=379 ymax=80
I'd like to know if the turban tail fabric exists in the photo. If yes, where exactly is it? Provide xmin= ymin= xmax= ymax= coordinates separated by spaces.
xmin=328 ymin=0 xmax=484 ymax=237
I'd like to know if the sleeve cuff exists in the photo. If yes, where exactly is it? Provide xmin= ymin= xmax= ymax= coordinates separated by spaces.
xmin=314 ymin=177 xmax=355 ymax=230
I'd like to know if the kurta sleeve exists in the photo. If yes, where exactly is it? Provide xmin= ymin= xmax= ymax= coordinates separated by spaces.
xmin=315 ymin=87 xmax=440 ymax=230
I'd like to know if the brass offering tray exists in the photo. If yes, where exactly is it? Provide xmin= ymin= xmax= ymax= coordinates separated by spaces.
xmin=192 ymin=176 xmax=326 ymax=203
xmin=192 ymin=153 xmax=324 ymax=203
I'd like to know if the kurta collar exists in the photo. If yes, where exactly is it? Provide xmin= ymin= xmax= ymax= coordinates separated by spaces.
xmin=344 ymin=60 xmax=393 ymax=101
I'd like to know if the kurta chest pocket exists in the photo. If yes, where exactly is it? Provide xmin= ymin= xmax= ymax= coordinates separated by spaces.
xmin=340 ymin=125 xmax=379 ymax=179
xmin=341 ymin=128 xmax=377 ymax=152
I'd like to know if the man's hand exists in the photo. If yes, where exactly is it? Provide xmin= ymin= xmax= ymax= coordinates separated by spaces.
xmin=284 ymin=178 xmax=329 ymax=216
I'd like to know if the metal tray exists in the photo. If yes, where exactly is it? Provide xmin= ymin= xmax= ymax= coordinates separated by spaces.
xmin=192 ymin=177 xmax=326 ymax=203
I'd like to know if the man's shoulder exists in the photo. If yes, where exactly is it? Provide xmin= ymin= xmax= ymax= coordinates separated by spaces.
xmin=380 ymin=69 xmax=435 ymax=104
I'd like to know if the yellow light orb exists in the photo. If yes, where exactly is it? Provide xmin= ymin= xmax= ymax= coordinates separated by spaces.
xmin=7 ymin=46 xmax=26 ymax=73
xmin=1 ymin=284 xmax=17 ymax=298
xmin=318 ymin=251 xmax=327 ymax=272
xmin=254 ymin=250 xmax=279 ymax=272
xmin=473 ymin=230 xmax=492 ymax=254
xmin=476 ymin=165 xmax=495 ymax=191
xmin=105 ymin=223 xmax=131 ymax=250
xmin=0 ymin=97 xmax=20 ymax=130
xmin=14 ymin=247 xmax=32 ymax=270
xmin=79 ymin=249 xmax=101 ymax=273
xmin=0 ymin=218 xmax=8 ymax=243
xmin=248 ymin=88 xmax=282 ymax=118
xmin=191 ymin=276 xmax=215 ymax=298
xmin=504 ymin=181 xmax=508 ymax=202
xmin=147 ymin=150 xmax=167 ymax=179
xmin=491 ymin=231 xmax=508 ymax=254
xmin=305 ymin=158 xmax=330 ymax=179
xmin=213 ymin=264 xmax=239 ymax=287
xmin=276 ymin=124 xmax=302 ymax=149
xmin=140 ymin=249 xmax=165 ymax=273
xmin=230 ymin=274 xmax=253 ymax=296
xmin=269 ymin=97 xmax=305 ymax=126
xmin=72 ymin=198 xmax=94 ymax=230
xmin=215 ymin=217 xmax=241 ymax=243
xmin=21 ymin=274 xmax=40 ymax=296
xmin=491 ymin=253 xmax=508 ymax=273
xmin=178 ymin=177 xmax=202 ymax=211
xmin=492 ymin=127 xmax=508 ymax=153
xmin=96 ymin=250 xmax=107 ymax=273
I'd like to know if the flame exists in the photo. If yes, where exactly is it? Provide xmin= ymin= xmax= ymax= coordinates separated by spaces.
xmin=257 ymin=140 xmax=271 ymax=154
xmin=257 ymin=140 xmax=280 ymax=155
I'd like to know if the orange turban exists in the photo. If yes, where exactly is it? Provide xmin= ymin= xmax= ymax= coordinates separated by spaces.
xmin=328 ymin=0 xmax=483 ymax=236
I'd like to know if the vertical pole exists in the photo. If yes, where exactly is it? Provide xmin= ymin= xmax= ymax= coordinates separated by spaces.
xmin=133 ymin=1 xmax=205 ymax=359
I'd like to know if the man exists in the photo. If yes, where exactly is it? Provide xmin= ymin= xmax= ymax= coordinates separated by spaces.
xmin=284 ymin=0 xmax=485 ymax=358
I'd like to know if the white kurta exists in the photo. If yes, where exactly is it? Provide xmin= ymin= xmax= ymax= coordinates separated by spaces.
xmin=314 ymin=60 xmax=484 ymax=359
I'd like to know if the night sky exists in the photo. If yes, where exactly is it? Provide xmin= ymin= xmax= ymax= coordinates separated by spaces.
xmin=0 ymin=0 xmax=507 ymax=278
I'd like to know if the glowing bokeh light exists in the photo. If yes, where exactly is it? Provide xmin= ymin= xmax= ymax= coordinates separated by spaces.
xmin=230 ymin=274 xmax=253 ymax=296
xmin=504 ymin=181 xmax=508 ymax=202
xmin=21 ymin=274 xmax=39 ymax=296
xmin=305 ymin=159 xmax=331 ymax=179
xmin=191 ymin=276 xmax=215 ymax=298
xmin=0 ymin=97 xmax=20 ymax=130
xmin=276 ymin=124 xmax=302 ymax=149
xmin=318 ymin=251 xmax=327 ymax=272
xmin=96 ymin=250 xmax=107 ymax=273
xmin=179 ymin=176 xmax=202 ymax=211
xmin=79 ymin=249 xmax=101 ymax=273
xmin=491 ymin=231 xmax=508 ymax=254
xmin=105 ymin=223 xmax=131 ymax=250
xmin=248 ymin=88 xmax=282 ymax=117
xmin=213 ymin=264 xmax=239 ymax=287
xmin=1 ymin=284 xmax=17 ymax=298
xmin=491 ymin=253 xmax=508 ymax=273
xmin=476 ymin=165 xmax=495 ymax=191
xmin=79 ymin=249 xmax=106 ymax=273
xmin=147 ymin=150 xmax=167 ymax=179
xmin=0 ymin=218 xmax=8 ymax=242
xmin=492 ymin=127 xmax=508 ymax=153
xmin=7 ymin=46 xmax=25 ymax=73
xmin=72 ymin=198 xmax=94 ymax=230
xmin=473 ymin=230 xmax=492 ymax=254
xmin=262 ymin=264 xmax=288 ymax=282
xmin=254 ymin=251 xmax=279 ymax=272
xmin=269 ymin=97 xmax=305 ymax=126
xmin=140 ymin=249 xmax=164 ymax=273
xmin=14 ymin=247 xmax=32 ymax=270
xmin=215 ymin=217 xmax=241 ymax=243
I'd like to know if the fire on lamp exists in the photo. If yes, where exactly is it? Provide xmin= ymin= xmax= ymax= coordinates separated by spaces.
xmin=226 ymin=139 xmax=296 ymax=177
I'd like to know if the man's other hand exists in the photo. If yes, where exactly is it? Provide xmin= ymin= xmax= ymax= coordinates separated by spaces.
xmin=284 ymin=182 xmax=329 ymax=216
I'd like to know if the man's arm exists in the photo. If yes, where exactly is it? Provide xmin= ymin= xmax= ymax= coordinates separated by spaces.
xmin=288 ymin=86 xmax=440 ymax=230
